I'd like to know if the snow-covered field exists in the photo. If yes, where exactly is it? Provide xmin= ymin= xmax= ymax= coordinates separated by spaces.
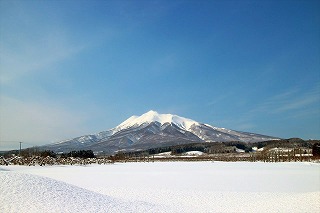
xmin=1 ymin=162 xmax=319 ymax=213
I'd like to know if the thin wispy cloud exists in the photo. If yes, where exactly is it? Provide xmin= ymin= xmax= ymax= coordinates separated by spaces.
xmin=253 ymin=85 xmax=320 ymax=116
xmin=275 ymin=94 xmax=319 ymax=113
xmin=211 ymin=85 xmax=320 ymax=136
xmin=0 ymin=30 xmax=85 ymax=84
xmin=0 ymin=96 xmax=90 ymax=145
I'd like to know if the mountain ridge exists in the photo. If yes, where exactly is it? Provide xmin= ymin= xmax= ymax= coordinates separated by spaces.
xmin=41 ymin=110 xmax=280 ymax=154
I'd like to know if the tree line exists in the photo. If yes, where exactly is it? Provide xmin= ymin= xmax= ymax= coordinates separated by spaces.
xmin=1 ymin=149 xmax=95 ymax=159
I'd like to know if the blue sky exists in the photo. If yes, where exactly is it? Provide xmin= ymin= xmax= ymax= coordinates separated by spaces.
xmin=0 ymin=0 xmax=319 ymax=150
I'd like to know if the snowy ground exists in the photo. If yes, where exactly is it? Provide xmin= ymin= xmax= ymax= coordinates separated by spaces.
xmin=1 ymin=162 xmax=319 ymax=213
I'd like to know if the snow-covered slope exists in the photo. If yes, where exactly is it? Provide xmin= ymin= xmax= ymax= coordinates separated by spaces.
xmin=115 ymin=110 xmax=199 ymax=132
xmin=1 ymin=162 xmax=319 ymax=213
xmin=40 ymin=110 xmax=279 ymax=154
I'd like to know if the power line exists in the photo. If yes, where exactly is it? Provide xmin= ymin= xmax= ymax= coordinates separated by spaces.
xmin=0 ymin=141 xmax=46 ymax=146
xmin=19 ymin=142 xmax=22 ymax=156
xmin=0 ymin=141 xmax=22 ymax=143
xmin=0 ymin=141 xmax=45 ymax=152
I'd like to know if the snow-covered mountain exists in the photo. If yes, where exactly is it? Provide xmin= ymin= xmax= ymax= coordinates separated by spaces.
xmin=41 ymin=110 xmax=279 ymax=154
xmin=115 ymin=110 xmax=199 ymax=131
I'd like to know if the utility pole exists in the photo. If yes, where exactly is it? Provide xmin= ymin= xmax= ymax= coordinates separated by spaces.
xmin=19 ymin=142 xmax=22 ymax=156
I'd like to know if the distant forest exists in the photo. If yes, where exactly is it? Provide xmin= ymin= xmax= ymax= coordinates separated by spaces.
xmin=113 ymin=138 xmax=320 ymax=158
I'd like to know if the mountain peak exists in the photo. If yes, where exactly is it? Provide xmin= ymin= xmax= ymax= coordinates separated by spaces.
xmin=145 ymin=110 xmax=158 ymax=115
xmin=115 ymin=110 xmax=199 ymax=132
xmin=141 ymin=110 xmax=161 ymax=121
